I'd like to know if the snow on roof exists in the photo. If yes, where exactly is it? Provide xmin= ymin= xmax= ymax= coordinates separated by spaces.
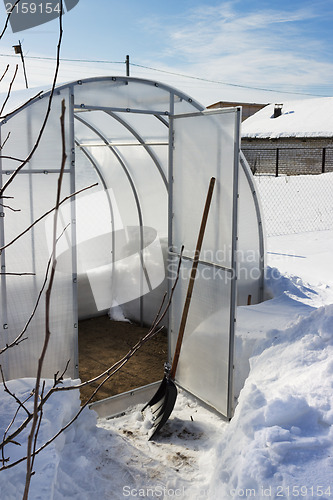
xmin=241 ymin=97 xmax=333 ymax=139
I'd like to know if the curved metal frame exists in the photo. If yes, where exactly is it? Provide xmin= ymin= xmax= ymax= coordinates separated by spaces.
xmin=240 ymin=150 xmax=265 ymax=302
xmin=0 ymin=76 xmax=204 ymax=124
xmin=104 ymin=110 xmax=168 ymax=189
xmin=74 ymin=112 xmax=157 ymax=322
xmin=74 ymin=140 xmax=116 ymax=263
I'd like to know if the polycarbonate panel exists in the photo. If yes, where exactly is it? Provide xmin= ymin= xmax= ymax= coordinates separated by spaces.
xmin=83 ymin=145 xmax=140 ymax=228
xmin=0 ymin=171 xmax=76 ymax=381
xmin=75 ymin=110 xmax=169 ymax=148
xmin=170 ymin=259 xmax=232 ymax=415
xmin=112 ymin=112 xmax=169 ymax=145
xmin=1 ymin=90 xmax=71 ymax=172
xmin=115 ymin=145 xmax=168 ymax=234
xmin=74 ymin=146 xmax=103 ymax=192
xmin=172 ymin=110 xmax=239 ymax=269
xmin=170 ymin=109 xmax=241 ymax=419
xmin=73 ymin=77 xmax=203 ymax=116
xmin=75 ymin=110 xmax=139 ymax=145
xmin=74 ymin=79 xmax=172 ymax=112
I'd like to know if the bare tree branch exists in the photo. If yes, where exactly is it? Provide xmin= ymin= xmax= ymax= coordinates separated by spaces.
xmin=0 ymin=156 xmax=28 ymax=162
xmin=0 ymin=65 xmax=18 ymax=116
xmin=0 ymin=0 xmax=21 ymax=40
xmin=23 ymin=94 xmax=67 ymax=498
xmin=0 ymin=365 xmax=33 ymax=467
xmin=0 ymin=131 xmax=10 ymax=150
xmin=0 ymin=91 xmax=43 ymax=122
xmin=0 ymin=182 xmax=97 ymax=254
xmin=0 ymin=239 xmax=54 ymax=355
xmin=0 ymin=221 xmax=70 ymax=450
xmin=30 ymin=381 xmax=45 ymax=478
xmin=0 ymin=272 xmax=34 ymax=276
xmin=0 ymin=64 xmax=9 ymax=83
xmin=53 ymin=360 xmax=71 ymax=388
xmin=0 ymin=366 xmax=31 ymax=418
xmin=0 ymin=219 xmax=71 ymax=355
xmin=0 ymin=202 xmax=20 ymax=212
xmin=0 ymin=0 xmax=63 ymax=198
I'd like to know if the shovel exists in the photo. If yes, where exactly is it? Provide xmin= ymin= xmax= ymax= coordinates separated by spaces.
xmin=143 ymin=176 xmax=216 ymax=440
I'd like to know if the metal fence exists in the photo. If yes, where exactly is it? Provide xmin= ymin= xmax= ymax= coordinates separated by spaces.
xmin=243 ymin=146 xmax=333 ymax=177
xmin=253 ymin=172 xmax=333 ymax=237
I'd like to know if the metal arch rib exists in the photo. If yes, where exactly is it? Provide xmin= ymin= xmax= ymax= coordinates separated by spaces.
xmin=74 ymin=140 xmax=116 ymax=269
xmin=74 ymin=113 xmax=153 ymax=322
xmin=104 ymin=110 xmax=168 ymax=189
xmin=74 ymin=114 xmax=146 ymax=233
xmin=154 ymin=114 xmax=169 ymax=128
xmin=0 ymin=76 xmax=205 ymax=125
xmin=240 ymin=150 xmax=265 ymax=302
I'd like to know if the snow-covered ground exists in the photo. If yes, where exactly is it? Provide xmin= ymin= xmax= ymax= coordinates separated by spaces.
xmin=1 ymin=178 xmax=333 ymax=499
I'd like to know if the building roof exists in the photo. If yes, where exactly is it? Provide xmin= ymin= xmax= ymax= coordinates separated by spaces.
xmin=207 ymin=100 xmax=266 ymax=108
xmin=207 ymin=100 xmax=266 ymax=121
xmin=241 ymin=97 xmax=333 ymax=139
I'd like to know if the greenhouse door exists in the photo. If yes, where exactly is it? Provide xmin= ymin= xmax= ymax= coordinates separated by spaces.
xmin=169 ymin=108 xmax=241 ymax=419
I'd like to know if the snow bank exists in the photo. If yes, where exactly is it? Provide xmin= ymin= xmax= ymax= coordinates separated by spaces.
xmin=212 ymin=302 xmax=333 ymax=498
xmin=0 ymin=378 xmax=128 ymax=499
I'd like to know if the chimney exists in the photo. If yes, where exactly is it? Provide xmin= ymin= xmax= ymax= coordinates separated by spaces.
xmin=273 ymin=104 xmax=283 ymax=118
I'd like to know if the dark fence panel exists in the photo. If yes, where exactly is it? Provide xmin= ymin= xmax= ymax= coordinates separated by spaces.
xmin=242 ymin=147 xmax=333 ymax=176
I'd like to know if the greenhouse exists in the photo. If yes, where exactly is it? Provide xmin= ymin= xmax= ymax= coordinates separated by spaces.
xmin=0 ymin=76 xmax=264 ymax=419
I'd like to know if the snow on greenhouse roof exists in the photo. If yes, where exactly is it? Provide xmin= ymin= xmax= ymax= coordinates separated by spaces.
xmin=241 ymin=97 xmax=333 ymax=139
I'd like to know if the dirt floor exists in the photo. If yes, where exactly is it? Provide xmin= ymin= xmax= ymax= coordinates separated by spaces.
xmin=78 ymin=315 xmax=168 ymax=404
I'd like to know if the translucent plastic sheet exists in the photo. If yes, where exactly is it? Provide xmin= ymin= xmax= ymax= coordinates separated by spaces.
xmin=1 ymin=90 xmax=71 ymax=172
xmin=73 ymin=78 xmax=202 ymax=115
xmin=170 ymin=259 xmax=233 ymax=415
xmin=172 ymin=111 xmax=237 ymax=268
xmin=0 ymin=172 xmax=76 ymax=381
xmin=170 ymin=109 xmax=241 ymax=418
xmin=74 ymin=79 xmax=171 ymax=111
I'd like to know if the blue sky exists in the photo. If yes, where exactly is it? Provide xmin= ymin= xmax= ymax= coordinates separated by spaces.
xmin=1 ymin=0 xmax=333 ymax=105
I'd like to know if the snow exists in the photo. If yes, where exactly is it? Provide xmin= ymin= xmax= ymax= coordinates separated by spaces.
xmin=1 ymin=176 xmax=333 ymax=499
xmin=242 ymin=97 xmax=333 ymax=139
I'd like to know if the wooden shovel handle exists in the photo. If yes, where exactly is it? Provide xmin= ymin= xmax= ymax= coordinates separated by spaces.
xmin=169 ymin=176 xmax=216 ymax=380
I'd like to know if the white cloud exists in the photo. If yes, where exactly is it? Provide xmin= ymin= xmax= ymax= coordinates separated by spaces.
xmin=2 ymin=1 xmax=332 ymax=106
xmin=141 ymin=2 xmax=333 ymax=103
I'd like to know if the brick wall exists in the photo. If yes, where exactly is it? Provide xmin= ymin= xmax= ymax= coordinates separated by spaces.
xmin=242 ymin=137 xmax=333 ymax=175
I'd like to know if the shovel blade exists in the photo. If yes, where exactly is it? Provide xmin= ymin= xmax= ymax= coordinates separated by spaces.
xmin=142 ymin=376 xmax=178 ymax=440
